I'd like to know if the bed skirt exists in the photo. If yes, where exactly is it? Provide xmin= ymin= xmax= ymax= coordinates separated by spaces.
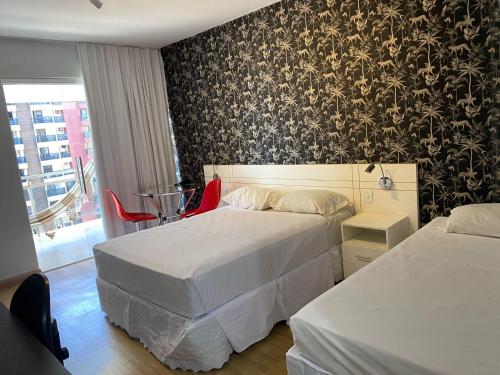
xmin=287 ymin=346 xmax=333 ymax=375
xmin=96 ymin=246 xmax=342 ymax=371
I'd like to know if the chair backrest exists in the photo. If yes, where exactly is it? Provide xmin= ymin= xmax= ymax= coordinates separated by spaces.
xmin=105 ymin=189 xmax=130 ymax=221
xmin=197 ymin=178 xmax=222 ymax=214
xmin=10 ymin=273 xmax=69 ymax=363
xmin=10 ymin=274 xmax=52 ymax=348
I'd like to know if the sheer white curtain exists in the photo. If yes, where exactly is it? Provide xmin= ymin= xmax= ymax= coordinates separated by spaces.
xmin=78 ymin=43 xmax=177 ymax=238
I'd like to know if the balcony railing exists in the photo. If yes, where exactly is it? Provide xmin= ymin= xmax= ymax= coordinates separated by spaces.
xmin=17 ymin=156 xmax=27 ymax=164
xmin=13 ymin=137 xmax=23 ymax=145
xmin=47 ymin=187 xmax=67 ymax=197
xmin=45 ymin=171 xmax=64 ymax=179
xmin=42 ymin=168 xmax=75 ymax=180
xmin=9 ymin=118 xmax=18 ymax=125
xmin=53 ymin=115 xmax=65 ymax=123
xmin=40 ymin=153 xmax=60 ymax=161
xmin=60 ymin=151 xmax=71 ymax=158
xmin=33 ymin=116 xmax=54 ymax=124
xmin=37 ymin=134 xmax=57 ymax=142
xmin=57 ymin=134 xmax=68 ymax=141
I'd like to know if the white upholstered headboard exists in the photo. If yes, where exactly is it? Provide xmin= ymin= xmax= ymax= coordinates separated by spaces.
xmin=203 ymin=164 xmax=419 ymax=233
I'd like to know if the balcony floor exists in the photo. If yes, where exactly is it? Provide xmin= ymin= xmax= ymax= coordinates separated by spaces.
xmin=34 ymin=218 xmax=106 ymax=271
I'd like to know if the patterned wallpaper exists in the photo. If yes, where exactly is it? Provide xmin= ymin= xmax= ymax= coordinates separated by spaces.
xmin=162 ymin=0 xmax=499 ymax=223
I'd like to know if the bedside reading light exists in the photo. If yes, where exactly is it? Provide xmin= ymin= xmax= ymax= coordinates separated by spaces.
xmin=211 ymin=164 xmax=219 ymax=180
xmin=90 ymin=0 xmax=103 ymax=9
xmin=365 ymin=160 xmax=393 ymax=190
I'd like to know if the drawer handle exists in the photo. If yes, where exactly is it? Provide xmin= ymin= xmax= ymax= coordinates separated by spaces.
xmin=356 ymin=255 xmax=372 ymax=262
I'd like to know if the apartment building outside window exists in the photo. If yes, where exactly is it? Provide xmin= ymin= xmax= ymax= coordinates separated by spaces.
xmin=2 ymin=82 xmax=104 ymax=271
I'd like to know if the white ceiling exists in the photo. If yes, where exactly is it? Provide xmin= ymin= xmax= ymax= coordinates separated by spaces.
xmin=0 ymin=0 xmax=280 ymax=48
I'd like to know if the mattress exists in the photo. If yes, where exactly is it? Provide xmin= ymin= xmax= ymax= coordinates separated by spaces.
xmin=93 ymin=206 xmax=351 ymax=318
xmin=290 ymin=217 xmax=500 ymax=375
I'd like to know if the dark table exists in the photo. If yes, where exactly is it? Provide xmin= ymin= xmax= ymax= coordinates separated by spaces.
xmin=0 ymin=303 xmax=70 ymax=375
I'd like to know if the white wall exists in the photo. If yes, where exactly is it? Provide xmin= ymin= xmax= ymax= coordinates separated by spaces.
xmin=0 ymin=37 xmax=80 ymax=79
xmin=0 ymin=88 xmax=39 ymax=280
xmin=0 ymin=38 xmax=81 ymax=281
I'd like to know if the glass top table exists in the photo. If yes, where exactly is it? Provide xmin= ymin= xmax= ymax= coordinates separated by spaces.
xmin=134 ymin=183 xmax=199 ymax=225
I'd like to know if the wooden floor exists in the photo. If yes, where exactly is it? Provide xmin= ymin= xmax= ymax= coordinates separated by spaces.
xmin=0 ymin=259 xmax=293 ymax=375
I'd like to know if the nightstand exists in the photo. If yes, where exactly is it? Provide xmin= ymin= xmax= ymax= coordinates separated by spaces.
xmin=342 ymin=213 xmax=409 ymax=278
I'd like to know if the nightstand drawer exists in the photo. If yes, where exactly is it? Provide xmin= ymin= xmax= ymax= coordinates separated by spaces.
xmin=343 ymin=259 xmax=363 ymax=278
xmin=342 ymin=242 xmax=386 ymax=278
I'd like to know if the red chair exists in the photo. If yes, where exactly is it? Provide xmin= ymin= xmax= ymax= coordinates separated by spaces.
xmin=180 ymin=178 xmax=221 ymax=219
xmin=105 ymin=189 xmax=158 ymax=231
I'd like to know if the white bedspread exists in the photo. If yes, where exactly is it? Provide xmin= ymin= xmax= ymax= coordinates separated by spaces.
xmin=94 ymin=206 xmax=351 ymax=318
xmin=290 ymin=217 xmax=500 ymax=375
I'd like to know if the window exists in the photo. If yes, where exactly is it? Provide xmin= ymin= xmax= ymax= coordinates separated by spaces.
xmin=39 ymin=147 xmax=49 ymax=155
xmin=36 ymin=129 xmax=47 ymax=136
xmin=7 ymin=111 xmax=17 ymax=125
xmin=43 ymin=165 xmax=53 ymax=174
xmin=12 ymin=131 xmax=23 ymax=144
xmin=53 ymin=109 xmax=64 ymax=122
xmin=19 ymin=169 xmax=25 ymax=177
xmin=60 ymin=145 xmax=70 ymax=158
xmin=85 ymin=143 xmax=93 ymax=156
xmin=80 ymin=108 xmax=88 ymax=120
xmin=46 ymin=183 xmax=66 ymax=197
xmin=32 ymin=110 xmax=43 ymax=117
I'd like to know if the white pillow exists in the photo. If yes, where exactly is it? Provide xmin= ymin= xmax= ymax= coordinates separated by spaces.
xmin=445 ymin=203 xmax=500 ymax=238
xmin=222 ymin=186 xmax=276 ymax=210
xmin=271 ymin=189 xmax=348 ymax=216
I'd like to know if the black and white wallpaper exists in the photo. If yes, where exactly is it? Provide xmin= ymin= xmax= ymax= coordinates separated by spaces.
xmin=162 ymin=0 xmax=499 ymax=223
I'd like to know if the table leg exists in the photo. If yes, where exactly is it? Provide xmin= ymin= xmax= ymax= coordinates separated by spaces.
xmin=145 ymin=196 xmax=165 ymax=226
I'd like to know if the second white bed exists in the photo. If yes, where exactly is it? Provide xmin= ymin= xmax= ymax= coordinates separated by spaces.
xmin=288 ymin=218 xmax=500 ymax=375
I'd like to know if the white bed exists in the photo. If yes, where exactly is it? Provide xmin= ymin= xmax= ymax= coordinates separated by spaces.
xmin=94 ymin=205 xmax=352 ymax=371
xmin=287 ymin=217 xmax=500 ymax=375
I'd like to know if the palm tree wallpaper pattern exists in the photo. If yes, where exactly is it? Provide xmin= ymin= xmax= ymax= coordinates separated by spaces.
xmin=162 ymin=0 xmax=499 ymax=223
